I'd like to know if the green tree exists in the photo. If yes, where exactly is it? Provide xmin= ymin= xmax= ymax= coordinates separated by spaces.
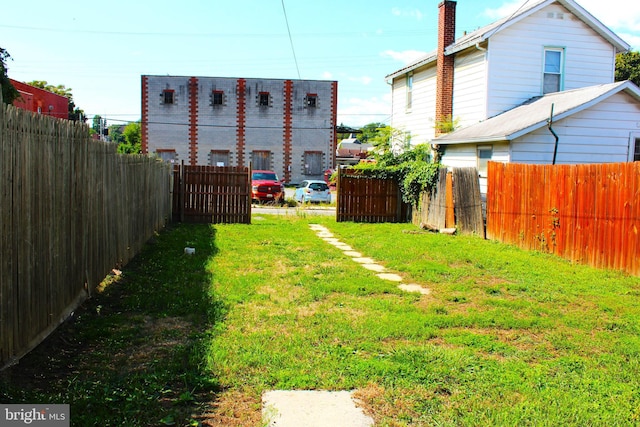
xmin=0 ymin=47 xmax=19 ymax=104
xmin=108 ymin=124 xmax=125 ymax=144
xmin=359 ymin=122 xmax=386 ymax=143
xmin=615 ymin=50 xmax=640 ymax=87
xmin=92 ymin=115 xmax=104 ymax=135
xmin=117 ymin=122 xmax=141 ymax=154
xmin=27 ymin=80 xmax=86 ymax=122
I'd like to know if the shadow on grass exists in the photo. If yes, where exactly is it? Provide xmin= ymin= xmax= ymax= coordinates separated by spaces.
xmin=0 ymin=223 xmax=226 ymax=427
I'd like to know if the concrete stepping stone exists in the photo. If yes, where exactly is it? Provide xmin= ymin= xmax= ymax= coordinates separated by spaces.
xmin=398 ymin=284 xmax=431 ymax=295
xmin=343 ymin=251 xmax=362 ymax=257
xmin=377 ymin=273 xmax=403 ymax=282
xmin=362 ymin=263 xmax=386 ymax=272
xmin=262 ymin=390 xmax=374 ymax=427
xmin=351 ymin=257 xmax=376 ymax=264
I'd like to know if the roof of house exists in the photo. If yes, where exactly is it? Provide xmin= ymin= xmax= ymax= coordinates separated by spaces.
xmin=432 ymin=81 xmax=640 ymax=145
xmin=385 ymin=0 xmax=630 ymax=81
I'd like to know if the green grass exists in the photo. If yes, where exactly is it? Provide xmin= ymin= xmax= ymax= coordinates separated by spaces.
xmin=3 ymin=216 xmax=640 ymax=426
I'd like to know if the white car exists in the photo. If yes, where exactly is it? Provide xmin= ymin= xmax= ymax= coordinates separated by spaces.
xmin=294 ymin=180 xmax=332 ymax=203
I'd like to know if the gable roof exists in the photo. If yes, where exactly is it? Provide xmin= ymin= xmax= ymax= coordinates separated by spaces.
xmin=433 ymin=81 xmax=640 ymax=145
xmin=385 ymin=0 xmax=630 ymax=81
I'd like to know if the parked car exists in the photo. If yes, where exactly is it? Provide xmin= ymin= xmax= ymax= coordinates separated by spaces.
xmin=251 ymin=170 xmax=285 ymax=203
xmin=294 ymin=180 xmax=332 ymax=203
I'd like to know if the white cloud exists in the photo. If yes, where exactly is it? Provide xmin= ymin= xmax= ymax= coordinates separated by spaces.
xmin=391 ymin=7 xmax=424 ymax=20
xmin=322 ymin=71 xmax=333 ymax=79
xmin=381 ymin=50 xmax=428 ymax=65
xmin=482 ymin=1 xmax=522 ymax=20
xmin=348 ymin=76 xmax=373 ymax=85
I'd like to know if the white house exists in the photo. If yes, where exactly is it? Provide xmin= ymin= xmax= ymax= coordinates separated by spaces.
xmin=386 ymin=0 xmax=640 ymax=192
xmin=141 ymin=75 xmax=338 ymax=183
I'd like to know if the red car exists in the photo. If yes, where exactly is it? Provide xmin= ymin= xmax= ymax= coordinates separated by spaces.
xmin=251 ymin=170 xmax=285 ymax=203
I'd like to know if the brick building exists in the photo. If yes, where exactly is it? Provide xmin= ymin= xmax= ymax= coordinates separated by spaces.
xmin=10 ymin=79 xmax=69 ymax=119
xmin=141 ymin=75 xmax=338 ymax=183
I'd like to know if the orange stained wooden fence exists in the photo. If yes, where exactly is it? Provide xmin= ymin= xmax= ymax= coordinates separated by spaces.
xmin=173 ymin=164 xmax=251 ymax=224
xmin=336 ymin=168 xmax=409 ymax=223
xmin=486 ymin=161 xmax=640 ymax=276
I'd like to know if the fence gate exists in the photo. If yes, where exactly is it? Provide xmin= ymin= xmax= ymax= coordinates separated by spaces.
xmin=173 ymin=164 xmax=251 ymax=224
xmin=336 ymin=168 xmax=409 ymax=222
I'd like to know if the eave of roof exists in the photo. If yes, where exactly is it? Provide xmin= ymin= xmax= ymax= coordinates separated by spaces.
xmin=433 ymin=81 xmax=640 ymax=145
xmin=385 ymin=0 xmax=630 ymax=81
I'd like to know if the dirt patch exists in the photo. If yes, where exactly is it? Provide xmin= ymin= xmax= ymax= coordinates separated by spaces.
xmin=196 ymin=389 xmax=263 ymax=426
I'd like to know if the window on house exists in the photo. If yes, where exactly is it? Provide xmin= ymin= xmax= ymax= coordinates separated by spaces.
xmin=306 ymin=94 xmax=318 ymax=108
xmin=212 ymin=90 xmax=224 ymax=106
xmin=252 ymin=150 xmax=272 ymax=170
xmin=162 ymin=90 xmax=175 ymax=105
xmin=477 ymin=146 xmax=493 ymax=177
xmin=634 ymin=138 xmax=640 ymax=161
xmin=543 ymin=48 xmax=563 ymax=94
xmin=406 ymin=73 xmax=413 ymax=110
xmin=156 ymin=149 xmax=177 ymax=163
xmin=303 ymin=151 xmax=323 ymax=175
xmin=210 ymin=150 xmax=230 ymax=166
xmin=259 ymin=92 xmax=270 ymax=107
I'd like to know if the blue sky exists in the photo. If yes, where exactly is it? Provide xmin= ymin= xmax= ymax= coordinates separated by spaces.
xmin=2 ymin=0 xmax=639 ymax=127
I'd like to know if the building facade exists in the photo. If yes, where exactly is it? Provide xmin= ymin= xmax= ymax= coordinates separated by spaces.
xmin=141 ymin=75 xmax=338 ymax=183
xmin=10 ymin=79 xmax=69 ymax=119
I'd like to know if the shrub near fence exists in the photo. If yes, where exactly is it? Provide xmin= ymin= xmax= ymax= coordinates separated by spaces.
xmin=487 ymin=161 xmax=640 ymax=276
xmin=0 ymin=103 xmax=172 ymax=369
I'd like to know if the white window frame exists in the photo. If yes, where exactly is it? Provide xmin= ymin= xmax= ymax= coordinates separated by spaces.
xmin=406 ymin=72 xmax=413 ymax=111
xmin=542 ymin=47 xmax=564 ymax=94
xmin=477 ymin=145 xmax=493 ymax=178
xmin=629 ymin=132 xmax=640 ymax=162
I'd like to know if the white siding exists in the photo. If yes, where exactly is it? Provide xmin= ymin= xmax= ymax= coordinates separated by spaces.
xmin=511 ymin=91 xmax=640 ymax=164
xmin=487 ymin=3 xmax=616 ymax=117
xmin=440 ymin=142 xmax=510 ymax=194
xmin=453 ymin=48 xmax=488 ymax=127
xmin=391 ymin=65 xmax=437 ymax=146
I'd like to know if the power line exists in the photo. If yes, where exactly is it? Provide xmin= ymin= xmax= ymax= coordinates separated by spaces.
xmin=280 ymin=0 xmax=301 ymax=80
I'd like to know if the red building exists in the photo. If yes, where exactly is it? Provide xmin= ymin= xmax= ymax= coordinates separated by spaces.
xmin=10 ymin=79 xmax=69 ymax=119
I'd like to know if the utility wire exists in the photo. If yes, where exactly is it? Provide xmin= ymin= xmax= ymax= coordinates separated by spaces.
xmin=280 ymin=0 xmax=301 ymax=79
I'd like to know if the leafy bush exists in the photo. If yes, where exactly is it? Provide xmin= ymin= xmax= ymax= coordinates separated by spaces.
xmin=350 ymin=127 xmax=441 ymax=205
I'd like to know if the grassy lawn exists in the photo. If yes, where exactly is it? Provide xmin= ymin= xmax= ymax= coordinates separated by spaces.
xmin=3 ymin=215 xmax=640 ymax=426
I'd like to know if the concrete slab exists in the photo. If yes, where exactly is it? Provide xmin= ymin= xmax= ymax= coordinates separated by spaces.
xmin=343 ymin=251 xmax=362 ymax=257
xmin=362 ymin=263 xmax=386 ymax=272
xmin=351 ymin=257 xmax=376 ymax=264
xmin=398 ymin=283 xmax=431 ymax=295
xmin=262 ymin=390 xmax=374 ymax=427
xmin=377 ymin=273 xmax=403 ymax=282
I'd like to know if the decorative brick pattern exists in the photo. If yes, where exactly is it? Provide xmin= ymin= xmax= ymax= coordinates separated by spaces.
xmin=236 ymin=79 xmax=246 ymax=166
xmin=188 ymin=77 xmax=199 ymax=165
xmin=282 ymin=80 xmax=294 ymax=182
xmin=436 ymin=0 xmax=456 ymax=136
xmin=330 ymin=81 xmax=339 ymax=166
xmin=141 ymin=76 xmax=149 ymax=154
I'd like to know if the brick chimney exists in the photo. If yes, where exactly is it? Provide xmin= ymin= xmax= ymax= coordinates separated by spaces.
xmin=436 ymin=0 xmax=456 ymax=136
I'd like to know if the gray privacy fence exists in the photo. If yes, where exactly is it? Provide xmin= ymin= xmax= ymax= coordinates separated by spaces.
xmin=1 ymin=103 xmax=172 ymax=369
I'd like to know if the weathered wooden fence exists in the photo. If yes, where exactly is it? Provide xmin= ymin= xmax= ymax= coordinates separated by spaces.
xmin=487 ymin=161 xmax=640 ymax=276
xmin=172 ymin=164 xmax=251 ymax=224
xmin=412 ymin=168 xmax=484 ymax=236
xmin=1 ymin=103 xmax=172 ymax=369
xmin=336 ymin=168 xmax=409 ymax=222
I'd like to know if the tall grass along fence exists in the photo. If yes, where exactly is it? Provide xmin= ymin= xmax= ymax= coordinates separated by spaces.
xmin=172 ymin=164 xmax=251 ymax=224
xmin=1 ymin=103 xmax=172 ymax=369
xmin=336 ymin=168 xmax=409 ymax=223
xmin=412 ymin=168 xmax=484 ymax=236
xmin=487 ymin=161 xmax=640 ymax=276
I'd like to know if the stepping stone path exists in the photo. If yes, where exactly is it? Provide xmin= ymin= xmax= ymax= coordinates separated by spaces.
xmin=262 ymin=224 xmax=431 ymax=427
xmin=308 ymin=224 xmax=431 ymax=295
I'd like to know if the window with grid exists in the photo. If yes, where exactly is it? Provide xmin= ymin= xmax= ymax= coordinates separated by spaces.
xmin=162 ymin=90 xmax=175 ymax=104
xmin=634 ymin=138 xmax=640 ymax=161
xmin=477 ymin=146 xmax=493 ymax=177
xmin=306 ymin=94 xmax=318 ymax=108
xmin=212 ymin=90 xmax=224 ymax=106
xmin=259 ymin=92 xmax=270 ymax=107
xmin=543 ymin=48 xmax=564 ymax=94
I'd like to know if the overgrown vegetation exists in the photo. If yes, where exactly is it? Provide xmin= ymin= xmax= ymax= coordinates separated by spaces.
xmin=351 ymin=125 xmax=441 ymax=205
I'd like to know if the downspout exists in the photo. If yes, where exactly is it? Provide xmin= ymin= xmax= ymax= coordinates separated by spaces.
xmin=548 ymin=103 xmax=559 ymax=165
